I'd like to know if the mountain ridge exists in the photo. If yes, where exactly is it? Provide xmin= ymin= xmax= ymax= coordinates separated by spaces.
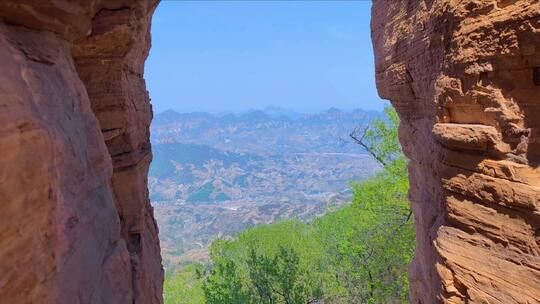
xmin=150 ymin=107 xmax=381 ymax=263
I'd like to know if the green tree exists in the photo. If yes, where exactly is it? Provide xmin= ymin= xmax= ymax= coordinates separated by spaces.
xmin=166 ymin=106 xmax=415 ymax=304
xmin=203 ymin=259 xmax=250 ymax=304
xmin=326 ymin=106 xmax=413 ymax=302
xmin=246 ymin=246 xmax=316 ymax=304
xmin=350 ymin=106 xmax=401 ymax=166
xmin=164 ymin=263 xmax=206 ymax=304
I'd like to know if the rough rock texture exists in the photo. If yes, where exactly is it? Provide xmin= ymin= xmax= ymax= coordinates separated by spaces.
xmin=0 ymin=1 xmax=162 ymax=303
xmin=372 ymin=1 xmax=540 ymax=303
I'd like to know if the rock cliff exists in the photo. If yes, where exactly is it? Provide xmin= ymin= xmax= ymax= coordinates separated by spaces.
xmin=372 ymin=0 xmax=540 ymax=303
xmin=0 ymin=1 xmax=162 ymax=303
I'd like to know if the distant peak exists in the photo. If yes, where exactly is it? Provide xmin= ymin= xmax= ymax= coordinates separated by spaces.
xmin=325 ymin=107 xmax=342 ymax=113
xmin=242 ymin=110 xmax=269 ymax=119
xmin=160 ymin=109 xmax=180 ymax=115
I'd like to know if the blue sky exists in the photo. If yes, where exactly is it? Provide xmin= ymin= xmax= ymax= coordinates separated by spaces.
xmin=146 ymin=1 xmax=386 ymax=114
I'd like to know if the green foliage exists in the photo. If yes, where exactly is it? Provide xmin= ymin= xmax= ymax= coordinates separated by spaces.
xmin=362 ymin=107 xmax=401 ymax=165
xmin=164 ymin=106 xmax=415 ymax=304
xmin=202 ymin=234 xmax=321 ymax=304
xmin=203 ymin=260 xmax=249 ymax=304
xmin=204 ymin=221 xmax=324 ymax=304
xmin=337 ymin=106 xmax=413 ymax=302
xmin=164 ymin=263 xmax=206 ymax=304
xmin=315 ymin=156 xmax=413 ymax=303
xmin=244 ymin=246 xmax=315 ymax=304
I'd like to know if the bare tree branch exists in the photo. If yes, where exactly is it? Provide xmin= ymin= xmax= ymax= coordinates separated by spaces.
xmin=349 ymin=126 xmax=387 ymax=166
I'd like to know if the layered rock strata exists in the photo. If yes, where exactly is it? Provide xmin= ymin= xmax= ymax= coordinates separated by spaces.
xmin=372 ymin=0 xmax=540 ymax=303
xmin=0 ymin=1 xmax=162 ymax=303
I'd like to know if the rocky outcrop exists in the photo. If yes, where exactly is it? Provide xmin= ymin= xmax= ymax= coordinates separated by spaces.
xmin=0 ymin=1 xmax=162 ymax=303
xmin=372 ymin=0 xmax=540 ymax=303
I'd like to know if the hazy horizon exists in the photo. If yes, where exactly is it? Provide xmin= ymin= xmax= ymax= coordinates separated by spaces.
xmin=154 ymin=105 xmax=383 ymax=116
xmin=146 ymin=1 xmax=386 ymax=114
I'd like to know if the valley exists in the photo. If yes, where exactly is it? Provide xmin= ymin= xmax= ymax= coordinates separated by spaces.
xmin=149 ymin=108 xmax=381 ymax=264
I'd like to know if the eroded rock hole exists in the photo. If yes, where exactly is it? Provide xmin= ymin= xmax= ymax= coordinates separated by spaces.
xmin=533 ymin=67 xmax=540 ymax=86
xmin=128 ymin=233 xmax=142 ymax=255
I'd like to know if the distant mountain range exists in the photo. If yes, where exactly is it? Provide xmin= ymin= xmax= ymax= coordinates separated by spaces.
xmin=149 ymin=107 xmax=382 ymax=263
xmin=152 ymin=107 xmax=381 ymax=155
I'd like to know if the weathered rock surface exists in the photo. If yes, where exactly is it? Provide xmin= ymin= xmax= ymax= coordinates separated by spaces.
xmin=372 ymin=0 xmax=540 ymax=303
xmin=0 ymin=1 xmax=162 ymax=303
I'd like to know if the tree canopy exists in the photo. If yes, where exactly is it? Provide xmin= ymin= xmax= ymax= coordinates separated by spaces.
xmin=164 ymin=106 xmax=415 ymax=303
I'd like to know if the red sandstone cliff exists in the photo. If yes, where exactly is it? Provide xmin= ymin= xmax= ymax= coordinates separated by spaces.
xmin=0 ymin=1 xmax=162 ymax=303
xmin=372 ymin=0 xmax=540 ymax=303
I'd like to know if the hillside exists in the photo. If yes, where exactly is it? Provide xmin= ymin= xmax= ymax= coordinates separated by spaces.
xmin=149 ymin=108 xmax=382 ymax=263
xmin=163 ymin=107 xmax=415 ymax=304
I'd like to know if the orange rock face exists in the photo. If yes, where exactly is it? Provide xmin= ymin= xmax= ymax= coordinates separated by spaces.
xmin=0 ymin=1 xmax=162 ymax=303
xmin=372 ymin=0 xmax=540 ymax=303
